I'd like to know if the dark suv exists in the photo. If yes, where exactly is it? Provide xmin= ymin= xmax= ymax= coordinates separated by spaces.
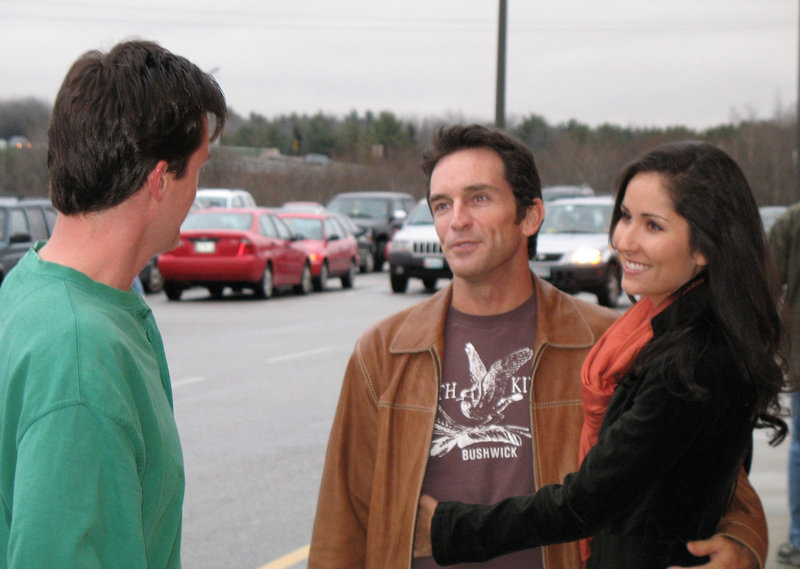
xmin=326 ymin=191 xmax=416 ymax=270
xmin=0 ymin=198 xmax=57 ymax=284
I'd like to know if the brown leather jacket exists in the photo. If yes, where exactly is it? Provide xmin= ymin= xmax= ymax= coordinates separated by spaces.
xmin=308 ymin=277 xmax=767 ymax=569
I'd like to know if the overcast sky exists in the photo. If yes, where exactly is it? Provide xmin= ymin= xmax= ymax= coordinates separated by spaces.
xmin=1 ymin=0 xmax=796 ymax=129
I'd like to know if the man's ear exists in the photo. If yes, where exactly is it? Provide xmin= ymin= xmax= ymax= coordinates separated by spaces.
xmin=148 ymin=161 xmax=170 ymax=201
xmin=522 ymin=198 xmax=545 ymax=237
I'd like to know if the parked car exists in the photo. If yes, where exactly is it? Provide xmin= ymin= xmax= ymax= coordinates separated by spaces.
xmin=0 ymin=198 xmax=56 ymax=285
xmin=531 ymin=195 xmax=621 ymax=307
xmin=329 ymin=212 xmax=376 ymax=273
xmin=326 ymin=191 xmax=416 ymax=270
xmin=195 ymin=188 xmax=257 ymax=209
xmin=278 ymin=212 xmax=359 ymax=291
xmin=158 ymin=208 xmax=312 ymax=300
xmin=387 ymin=199 xmax=451 ymax=293
xmin=759 ymin=205 xmax=787 ymax=233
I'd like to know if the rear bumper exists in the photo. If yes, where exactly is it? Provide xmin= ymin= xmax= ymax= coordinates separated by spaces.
xmin=158 ymin=255 xmax=262 ymax=283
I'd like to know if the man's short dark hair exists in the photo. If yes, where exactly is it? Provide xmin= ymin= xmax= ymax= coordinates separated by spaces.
xmin=421 ymin=124 xmax=542 ymax=257
xmin=48 ymin=40 xmax=227 ymax=214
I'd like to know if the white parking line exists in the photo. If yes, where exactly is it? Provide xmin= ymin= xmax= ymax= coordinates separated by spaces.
xmin=257 ymin=544 xmax=309 ymax=569
xmin=172 ymin=376 xmax=207 ymax=388
xmin=266 ymin=347 xmax=335 ymax=364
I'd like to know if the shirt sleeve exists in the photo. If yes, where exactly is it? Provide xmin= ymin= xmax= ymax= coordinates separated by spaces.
xmin=9 ymin=404 xmax=148 ymax=569
xmin=431 ymin=366 xmax=740 ymax=565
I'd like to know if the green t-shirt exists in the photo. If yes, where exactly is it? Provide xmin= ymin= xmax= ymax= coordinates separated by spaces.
xmin=0 ymin=245 xmax=184 ymax=569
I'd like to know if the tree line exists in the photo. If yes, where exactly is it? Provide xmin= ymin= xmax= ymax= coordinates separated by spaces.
xmin=1 ymin=97 xmax=796 ymax=208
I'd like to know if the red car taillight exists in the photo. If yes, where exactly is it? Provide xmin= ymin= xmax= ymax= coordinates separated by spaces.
xmin=236 ymin=239 xmax=255 ymax=256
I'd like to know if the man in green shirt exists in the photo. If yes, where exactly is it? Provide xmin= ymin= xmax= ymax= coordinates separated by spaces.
xmin=0 ymin=40 xmax=226 ymax=569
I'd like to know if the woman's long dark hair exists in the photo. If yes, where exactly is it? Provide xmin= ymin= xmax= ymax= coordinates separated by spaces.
xmin=609 ymin=141 xmax=788 ymax=444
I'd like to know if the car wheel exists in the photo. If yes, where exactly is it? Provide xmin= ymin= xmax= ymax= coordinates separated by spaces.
xmin=390 ymin=273 xmax=409 ymax=293
xmin=164 ymin=283 xmax=182 ymax=301
xmin=360 ymin=252 xmax=374 ymax=274
xmin=256 ymin=264 xmax=274 ymax=299
xmin=422 ymin=277 xmax=437 ymax=292
xmin=294 ymin=263 xmax=312 ymax=295
xmin=208 ymin=284 xmax=225 ymax=299
xmin=143 ymin=261 xmax=164 ymax=293
xmin=312 ymin=262 xmax=328 ymax=292
xmin=596 ymin=263 xmax=621 ymax=308
xmin=341 ymin=260 xmax=356 ymax=289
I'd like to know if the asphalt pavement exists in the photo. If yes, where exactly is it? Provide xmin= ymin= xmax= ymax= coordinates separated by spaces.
xmin=148 ymin=272 xmax=796 ymax=569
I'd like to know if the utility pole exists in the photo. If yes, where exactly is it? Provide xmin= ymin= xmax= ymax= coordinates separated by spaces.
xmin=495 ymin=0 xmax=507 ymax=129
xmin=796 ymin=0 xmax=800 ymax=199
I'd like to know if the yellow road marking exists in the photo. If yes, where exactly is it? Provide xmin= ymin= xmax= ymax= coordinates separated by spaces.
xmin=257 ymin=544 xmax=310 ymax=569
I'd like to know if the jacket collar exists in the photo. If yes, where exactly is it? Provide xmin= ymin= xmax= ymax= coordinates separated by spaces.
xmin=389 ymin=274 xmax=600 ymax=354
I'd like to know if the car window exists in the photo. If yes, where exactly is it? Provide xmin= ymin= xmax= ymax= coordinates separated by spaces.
xmin=330 ymin=217 xmax=350 ymax=237
xmin=283 ymin=217 xmax=323 ymax=240
xmin=260 ymin=214 xmax=278 ymax=237
xmin=273 ymin=215 xmax=293 ymax=240
xmin=407 ymin=202 xmax=434 ymax=225
xmin=24 ymin=207 xmax=48 ymax=241
xmin=324 ymin=218 xmax=342 ymax=239
xmin=197 ymin=196 xmax=228 ymax=208
xmin=182 ymin=212 xmax=253 ymax=231
xmin=540 ymin=203 xmax=612 ymax=234
xmin=328 ymin=198 xmax=389 ymax=220
xmin=8 ymin=209 xmax=29 ymax=239
xmin=42 ymin=206 xmax=56 ymax=233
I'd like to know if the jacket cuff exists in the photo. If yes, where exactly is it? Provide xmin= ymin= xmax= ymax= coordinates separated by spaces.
xmin=714 ymin=524 xmax=765 ymax=569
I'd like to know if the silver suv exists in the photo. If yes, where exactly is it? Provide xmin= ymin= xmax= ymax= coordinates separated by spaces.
xmin=387 ymin=199 xmax=451 ymax=293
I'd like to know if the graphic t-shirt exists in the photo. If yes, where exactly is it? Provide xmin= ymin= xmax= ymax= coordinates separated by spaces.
xmin=414 ymin=293 xmax=543 ymax=569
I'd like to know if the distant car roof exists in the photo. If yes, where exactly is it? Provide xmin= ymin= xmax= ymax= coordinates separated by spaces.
xmin=328 ymin=191 xmax=414 ymax=200
xmin=277 ymin=212 xmax=330 ymax=219
xmin=197 ymin=188 xmax=249 ymax=194
xmin=545 ymin=195 xmax=614 ymax=205
xmin=542 ymin=185 xmax=595 ymax=201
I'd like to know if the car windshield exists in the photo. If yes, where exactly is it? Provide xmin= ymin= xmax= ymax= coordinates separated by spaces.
xmin=328 ymin=197 xmax=389 ymax=220
xmin=182 ymin=212 xmax=253 ymax=231
xmin=406 ymin=202 xmax=433 ymax=225
xmin=540 ymin=203 xmax=612 ymax=234
xmin=282 ymin=217 xmax=323 ymax=240
xmin=196 ymin=195 xmax=229 ymax=208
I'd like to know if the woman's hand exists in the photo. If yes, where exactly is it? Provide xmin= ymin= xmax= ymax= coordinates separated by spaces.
xmin=413 ymin=494 xmax=438 ymax=558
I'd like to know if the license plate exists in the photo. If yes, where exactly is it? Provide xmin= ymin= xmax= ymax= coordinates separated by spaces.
xmin=423 ymin=257 xmax=444 ymax=269
xmin=194 ymin=240 xmax=216 ymax=253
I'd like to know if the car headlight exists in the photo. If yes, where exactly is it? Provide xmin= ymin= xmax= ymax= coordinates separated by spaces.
xmin=569 ymin=247 xmax=603 ymax=265
xmin=389 ymin=240 xmax=412 ymax=254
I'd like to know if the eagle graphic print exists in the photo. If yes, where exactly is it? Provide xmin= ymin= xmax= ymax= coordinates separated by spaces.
xmin=430 ymin=342 xmax=534 ymax=458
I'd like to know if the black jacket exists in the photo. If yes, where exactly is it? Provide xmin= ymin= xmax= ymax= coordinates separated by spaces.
xmin=431 ymin=283 xmax=755 ymax=568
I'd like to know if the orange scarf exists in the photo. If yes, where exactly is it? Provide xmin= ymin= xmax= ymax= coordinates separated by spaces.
xmin=577 ymin=296 xmax=670 ymax=563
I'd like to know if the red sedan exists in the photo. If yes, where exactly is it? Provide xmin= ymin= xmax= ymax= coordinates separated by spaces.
xmin=277 ymin=212 xmax=360 ymax=291
xmin=158 ymin=208 xmax=312 ymax=300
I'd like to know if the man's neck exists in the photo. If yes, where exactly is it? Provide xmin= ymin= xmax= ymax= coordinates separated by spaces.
xmin=39 ymin=205 xmax=148 ymax=291
xmin=450 ymin=267 xmax=535 ymax=316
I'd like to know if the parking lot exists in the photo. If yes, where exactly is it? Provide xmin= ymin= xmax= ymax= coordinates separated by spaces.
xmin=149 ymin=270 xmax=792 ymax=569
